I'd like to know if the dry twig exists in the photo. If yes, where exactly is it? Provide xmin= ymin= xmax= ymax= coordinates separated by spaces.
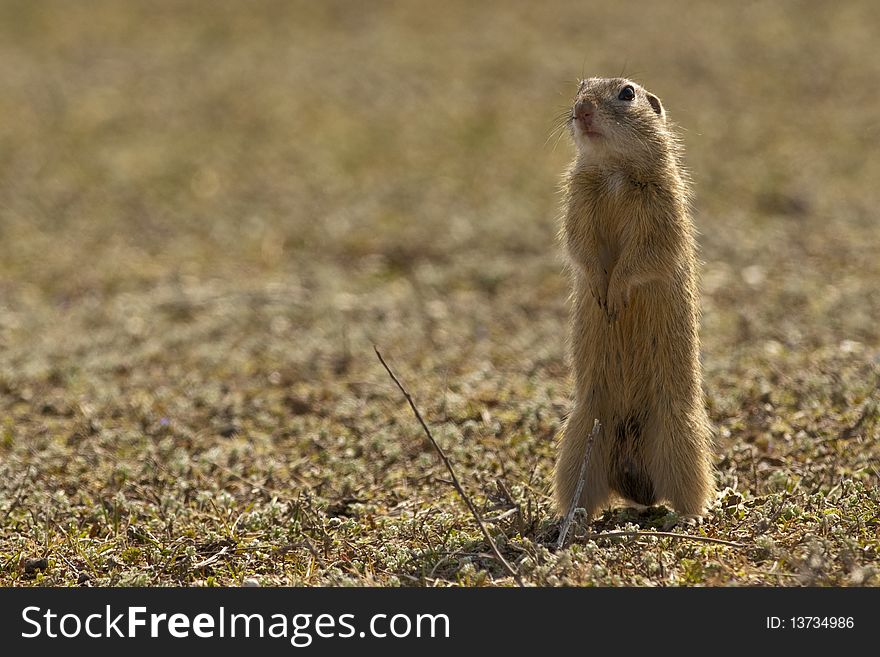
xmin=375 ymin=346 xmax=524 ymax=586
xmin=556 ymin=419 xmax=600 ymax=550
xmin=192 ymin=546 xmax=229 ymax=570
xmin=587 ymin=530 xmax=745 ymax=549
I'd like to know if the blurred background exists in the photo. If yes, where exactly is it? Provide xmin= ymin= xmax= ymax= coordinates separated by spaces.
xmin=0 ymin=1 xmax=878 ymax=586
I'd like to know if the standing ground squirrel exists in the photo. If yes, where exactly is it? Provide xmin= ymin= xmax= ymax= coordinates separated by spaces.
xmin=554 ymin=77 xmax=715 ymax=518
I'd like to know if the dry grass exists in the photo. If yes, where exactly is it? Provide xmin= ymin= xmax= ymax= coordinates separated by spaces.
xmin=1 ymin=0 xmax=878 ymax=586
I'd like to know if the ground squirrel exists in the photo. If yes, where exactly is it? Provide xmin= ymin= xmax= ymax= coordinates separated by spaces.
xmin=553 ymin=77 xmax=715 ymax=519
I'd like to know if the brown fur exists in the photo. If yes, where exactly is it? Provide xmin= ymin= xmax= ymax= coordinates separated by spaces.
xmin=553 ymin=77 xmax=715 ymax=518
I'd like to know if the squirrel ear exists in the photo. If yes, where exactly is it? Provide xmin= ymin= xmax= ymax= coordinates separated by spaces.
xmin=646 ymin=93 xmax=664 ymax=118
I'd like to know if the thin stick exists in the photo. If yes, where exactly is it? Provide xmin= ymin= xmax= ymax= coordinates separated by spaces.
xmin=556 ymin=419 xmax=600 ymax=550
xmin=374 ymin=346 xmax=524 ymax=586
xmin=585 ymin=530 xmax=745 ymax=549
xmin=191 ymin=546 xmax=229 ymax=570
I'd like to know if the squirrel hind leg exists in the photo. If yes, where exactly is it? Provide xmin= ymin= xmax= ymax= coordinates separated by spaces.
xmin=667 ymin=473 xmax=715 ymax=516
xmin=554 ymin=466 xmax=610 ymax=520
xmin=648 ymin=418 xmax=716 ymax=516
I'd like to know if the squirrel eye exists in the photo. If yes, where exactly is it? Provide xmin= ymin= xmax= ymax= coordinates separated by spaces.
xmin=618 ymin=85 xmax=635 ymax=101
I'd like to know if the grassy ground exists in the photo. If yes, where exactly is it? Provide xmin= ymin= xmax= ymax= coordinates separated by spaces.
xmin=1 ymin=0 xmax=878 ymax=586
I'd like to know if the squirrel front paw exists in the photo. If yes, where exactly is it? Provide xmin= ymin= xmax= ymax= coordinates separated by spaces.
xmin=588 ymin=269 xmax=609 ymax=313
xmin=604 ymin=281 xmax=630 ymax=322
xmin=590 ymin=282 xmax=607 ymax=311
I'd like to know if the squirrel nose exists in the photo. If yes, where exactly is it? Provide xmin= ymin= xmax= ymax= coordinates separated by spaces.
xmin=574 ymin=99 xmax=595 ymax=121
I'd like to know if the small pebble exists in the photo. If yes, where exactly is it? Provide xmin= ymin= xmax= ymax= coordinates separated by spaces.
xmin=24 ymin=557 xmax=49 ymax=574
